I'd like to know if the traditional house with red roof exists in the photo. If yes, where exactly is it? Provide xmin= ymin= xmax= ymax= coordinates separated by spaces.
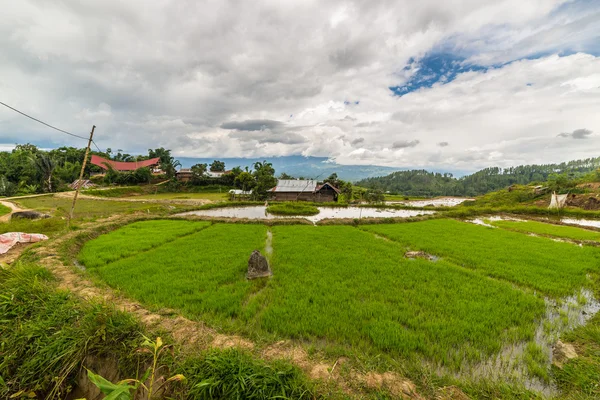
xmin=90 ymin=155 xmax=161 ymax=173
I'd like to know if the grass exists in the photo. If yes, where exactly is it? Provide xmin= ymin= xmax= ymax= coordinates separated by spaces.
xmin=83 ymin=186 xmax=144 ymax=197
xmin=266 ymin=202 xmax=320 ymax=216
xmin=489 ymin=219 xmax=600 ymax=242
xmin=0 ymin=263 xmax=142 ymax=399
xmin=361 ymin=219 xmax=600 ymax=297
xmin=0 ymin=217 xmax=66 ymax=236
xmin=14 ymin=195 xmax=174 ymax=220
xmin=0 ymin=203 xmax=10 ymax=217
xmin=81 ymin=221 xmax=546 ymax=369
xmin=179 ymin=349 xmax=316 ymax=399
xmin=0 ymin=263 xmax=320 ymax=399
xmin=82 ymin=223 xmax=268 ymax=328
xmin=78 ymin=220 xmax=212 ymax=268
xmin=134 ymin=192 xmax=228 ymax=201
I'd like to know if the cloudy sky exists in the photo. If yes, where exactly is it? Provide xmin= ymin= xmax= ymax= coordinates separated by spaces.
xmin=1 ymin=0 xmax=599 ymax=171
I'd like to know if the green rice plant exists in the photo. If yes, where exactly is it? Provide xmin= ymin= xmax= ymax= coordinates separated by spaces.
xmin=180 ymin=348 xmax=316 ymax=399
xmin=78 ymin=220 xmax=211 ymax=269
xmin=489 ymin=219 xmax=600 ymax=242
xmin=361 ymin=219 xmax=600 ymax=297
xmin=266 ymin=202 xmax=319 ymax=216
xmin=87 ymin=224 xmax=267 ymax=328
xmin=252 ymin=226 xmax=544 ymax=367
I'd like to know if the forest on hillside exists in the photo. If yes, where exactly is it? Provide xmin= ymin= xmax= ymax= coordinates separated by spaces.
xmin=356 ymin=157 xmax=600 ymax=197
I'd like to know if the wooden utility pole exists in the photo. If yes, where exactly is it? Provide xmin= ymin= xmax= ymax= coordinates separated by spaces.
xmin=68 ymin=125 xmax=95 ymax=228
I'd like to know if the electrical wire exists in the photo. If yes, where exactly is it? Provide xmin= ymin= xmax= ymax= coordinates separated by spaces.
xmin=0 ymin=101 xmax=103 ymax=152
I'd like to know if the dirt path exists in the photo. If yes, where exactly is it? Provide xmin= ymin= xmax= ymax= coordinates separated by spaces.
xmin=10 ymin=216 xmax=431 ymax=399
xmin=0 ymin=200 xmax=28 ymax=222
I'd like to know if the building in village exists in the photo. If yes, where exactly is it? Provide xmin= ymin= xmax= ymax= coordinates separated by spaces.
xmin=90 ymin=155 xmax=161 ymax=174
xmin=175 ymin=168 xmax=193 ymax=182
xmin=268 ymin=179 xmax=340 ymax=202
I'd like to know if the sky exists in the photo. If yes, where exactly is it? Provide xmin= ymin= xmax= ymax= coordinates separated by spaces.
xmin=0 ymin=0 xmax=599 ymax=172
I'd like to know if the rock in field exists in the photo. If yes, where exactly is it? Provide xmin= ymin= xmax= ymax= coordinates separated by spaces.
xmin=552 ymin=340 xmax=577 ymax=368
xmin=247 ymin=250 xmax=272 ymax=279
xmin=11 ymin=211 xmax=50 ymax=220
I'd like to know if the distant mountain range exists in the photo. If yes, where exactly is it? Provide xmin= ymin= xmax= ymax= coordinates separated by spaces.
xmin=178 ymin=156 xmax=428 ymax=182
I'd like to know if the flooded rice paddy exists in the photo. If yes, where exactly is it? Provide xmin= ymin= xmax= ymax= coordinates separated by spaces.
xmin=177 ymin=206 xmax=436 ymax=222
xmin=388 ymin=197 xmax=474 ymax=207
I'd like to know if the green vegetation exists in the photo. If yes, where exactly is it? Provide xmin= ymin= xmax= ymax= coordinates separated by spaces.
xmin=0 ymin=203 xmax=10 ymax=216
xmin=361 ymin=219 xmax=600 ymax=297
xmin=266 ymin=202 xmax=320 ymax=216
xmin=83 ymin=186 xmax=144 ymax=197
xmin=135 ymin=192 xmax=228 ymax=201
xmin=81 ymin=221 xmax=546 ymax=369
xmin=0 ymin=263 xmax=318 ymax=399
xmin=262 ymin=225 xmax=543 ymax=367
xmin=78 ymin=220 xmax=211 ymax=268
xmin=81 ymin=223 xmax=267 ymax=328
xmin=490 ymin=219 xmax=600 ymax=242
xmin=356 ymin=157 xmax=600 ymax=196
xmin=15 ymin=195 xmax=173 ymax=220
xmin=0 ymin=217 xmax=66 ymax=236
xmin=181 ymin=349 xmax=315 ymax=399
xmin=0 ymin=263 xmax=142 ymax=398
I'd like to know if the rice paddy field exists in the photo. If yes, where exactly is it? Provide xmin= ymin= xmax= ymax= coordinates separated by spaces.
xmin=78 ymin=217 xmax=600 ymax=395
xmin=489 ymin=219 xmax=600 ymax=242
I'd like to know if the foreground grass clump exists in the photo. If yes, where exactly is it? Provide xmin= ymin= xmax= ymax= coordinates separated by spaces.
xmin=490 ymin=219 xmax=600 ymax=242
xmin=361 ymin=219 xmax=600 ymax=297
xmin=87 ymin=224 xmax=267 ymax=325
xmin=180 ymin=348 xmax=316 ymax=400
xmin=79 ymin=219 xmax=211 ymax=268
xmin=0 ymin=264 xmax=141 ymax=399
xmin=266 ymin=202 xmax=320 ymax=216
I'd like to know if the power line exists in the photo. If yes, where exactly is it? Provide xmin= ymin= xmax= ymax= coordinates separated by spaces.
xmin=0 ymin=100 xmax=103 ymax=152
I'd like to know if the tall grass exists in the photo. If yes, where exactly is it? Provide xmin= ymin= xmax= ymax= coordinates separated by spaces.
xmin=83 ymin=186 xmax=144 ymax=197
xmin=0 ymin=264 xmax=142 ymax=399
xmin=361 ymin=219 xmax=600 ymax=297
xmin=180 ymin=349 xmax=316 ymax=399
xmin=490 ymin=219 xmax=600 ymax=242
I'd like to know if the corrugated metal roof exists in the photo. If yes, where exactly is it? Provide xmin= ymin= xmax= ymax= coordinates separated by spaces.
xmin=270 ymin=179 xmax=317 ymax=192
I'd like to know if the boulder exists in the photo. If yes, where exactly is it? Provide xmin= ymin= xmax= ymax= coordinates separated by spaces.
xmin=247 ymin=250 xmax=272 ymax=279
xmin=552 ymin=340 xmax=577 ymax=368
xmin=11 ymin=211 xmax=50 ymax=220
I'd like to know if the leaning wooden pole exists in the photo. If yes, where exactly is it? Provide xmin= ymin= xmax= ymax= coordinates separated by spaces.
xmin=68 ymin=125 xmax=95 ymax=228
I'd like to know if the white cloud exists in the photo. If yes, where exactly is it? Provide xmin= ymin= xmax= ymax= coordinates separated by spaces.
xmin=0 ymin=0 xmax=598 ymax=172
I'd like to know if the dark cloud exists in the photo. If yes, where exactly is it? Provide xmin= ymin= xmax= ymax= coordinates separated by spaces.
xmin=392 ymin=140 xmax=420 ymax=149
xmin=557 ymin=128 xmax=593 ymax=139
xmin=437 ymin=141 xmax=449 ymax=147
xmin=227 ymin=130 xmax=307 ymax=145
xmin=351 ymin=137 xmax=365 ymax=145
xmin=220 ymin=120 xmax=283 ymax=131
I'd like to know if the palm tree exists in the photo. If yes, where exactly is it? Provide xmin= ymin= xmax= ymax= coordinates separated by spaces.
xmin=31 ymin=153 xmax=57 ymax=193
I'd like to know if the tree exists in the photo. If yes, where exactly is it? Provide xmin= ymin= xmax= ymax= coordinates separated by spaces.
xmin=252 ymin=161 xmax=277 ymax=200
xmin=234 ymin=171 xmax=256 ymax=191
xmin=279 ymin=172 xmax=294 ymax=180
xmin=191 ymin=163 xmax=208 ymax=182
xmin=364 ymin=189 xmax=385 ymax=204
xmin=149 ymin=148 xmax=180 ymax=179
xmin=32 ymin=153 xmax=57 ymax=193
xmin=209 ymin=160 xmax=226 ymax=172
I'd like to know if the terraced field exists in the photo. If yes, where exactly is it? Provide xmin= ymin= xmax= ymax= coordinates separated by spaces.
xmin=78 ymin=218 xmax=600 ymax=382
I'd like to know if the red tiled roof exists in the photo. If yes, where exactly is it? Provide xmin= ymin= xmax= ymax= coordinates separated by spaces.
xmin=90 ymin=155 xmax=161 ymax=171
